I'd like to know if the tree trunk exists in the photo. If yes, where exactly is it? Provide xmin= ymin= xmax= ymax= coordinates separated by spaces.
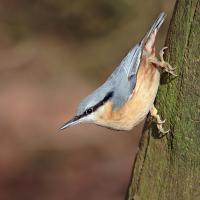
xmin=127 ymin=0 xmax=200 ymax=199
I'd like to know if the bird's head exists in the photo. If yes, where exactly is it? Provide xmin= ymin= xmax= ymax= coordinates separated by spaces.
xmin=60 ymin=89 xmax=114 ymax=130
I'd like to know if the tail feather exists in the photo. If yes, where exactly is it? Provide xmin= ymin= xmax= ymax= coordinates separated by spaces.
xmin=141 ymin=12 xmax=167 ymax=47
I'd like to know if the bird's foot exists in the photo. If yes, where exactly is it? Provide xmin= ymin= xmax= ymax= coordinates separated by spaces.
xmin=149 ymin=47 xmax=177 ymax=76
xmin=150 ymin=105 xmax=169 ymax=135
xmin=159 ymin=47 xmax=177 ymax=76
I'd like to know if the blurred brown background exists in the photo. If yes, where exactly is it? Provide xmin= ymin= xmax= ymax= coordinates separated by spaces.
xmin=0 ymin=1 xmax=175 ymax=200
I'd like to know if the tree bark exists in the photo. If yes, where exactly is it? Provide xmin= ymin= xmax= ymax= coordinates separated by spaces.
xmin=127 ymin=0 xmax=200 ymax=199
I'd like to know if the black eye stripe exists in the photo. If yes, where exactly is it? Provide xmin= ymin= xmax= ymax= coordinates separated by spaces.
xmin=92 ymin=91 xmax=113 ymax=112
xmin=78 ymin=91 xmax=114 ymax=119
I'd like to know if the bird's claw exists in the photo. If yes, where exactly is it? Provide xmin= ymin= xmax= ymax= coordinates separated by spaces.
xmin=150 ymin=105 xmax=169 ymax=135
xmin=159 ymin=47 xmax=177 ymax=76
xmin=157 ymin=118 xmax=166 ymax=124
xmin=156 ymin=124 xmax=169 ymax=135
xmin=159 ymin=47 xmax=168 ymax=61
xmin=149 ymin=47 xmax=177 ymax=76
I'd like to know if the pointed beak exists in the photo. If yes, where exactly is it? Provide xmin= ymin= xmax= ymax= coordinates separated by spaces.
xmin=60 ymin=116 xmax=80 ymax=130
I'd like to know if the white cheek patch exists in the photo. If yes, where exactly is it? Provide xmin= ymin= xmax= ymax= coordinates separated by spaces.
xmin=83 ymin=113 xmax=95 ymax=123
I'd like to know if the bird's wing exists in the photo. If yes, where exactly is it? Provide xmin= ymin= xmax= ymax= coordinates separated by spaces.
xmin=109 ymin=12 xmax=167 ymax=109
xmin=121 ymin=12 xmax=167 ymax=80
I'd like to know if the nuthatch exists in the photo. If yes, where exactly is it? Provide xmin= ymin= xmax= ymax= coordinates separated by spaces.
xmin=60 ymin=12 xmax=175 ymax=132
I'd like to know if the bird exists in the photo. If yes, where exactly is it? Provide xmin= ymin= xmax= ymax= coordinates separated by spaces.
xmin=60 ymin=12 xmax=176 ymax=132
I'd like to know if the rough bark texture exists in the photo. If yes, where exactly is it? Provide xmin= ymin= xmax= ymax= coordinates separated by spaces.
xmin=127 ymin=0 xmax=200 ymax=199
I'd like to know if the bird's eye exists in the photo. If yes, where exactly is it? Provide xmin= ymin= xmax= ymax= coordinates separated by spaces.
xmin=86 ymin=108 xmax=93 ymax=115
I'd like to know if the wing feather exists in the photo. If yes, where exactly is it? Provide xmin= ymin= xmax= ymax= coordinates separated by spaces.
xmin=109 ymin=12 xmax=167 ymax=108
